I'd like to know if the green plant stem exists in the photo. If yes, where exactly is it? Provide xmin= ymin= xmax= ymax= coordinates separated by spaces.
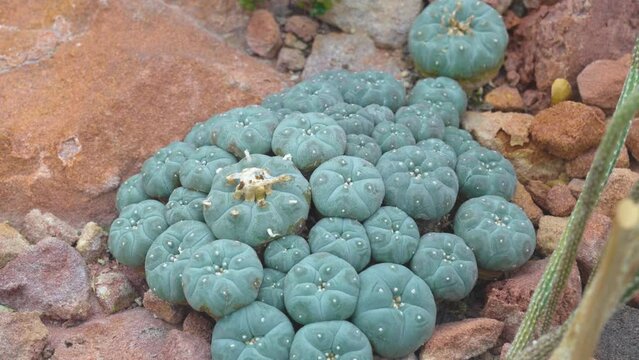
xmin=550 ymin=199 xmax=639 ymax=359
xmin=507 ymin=35 xmax=639 ymax=358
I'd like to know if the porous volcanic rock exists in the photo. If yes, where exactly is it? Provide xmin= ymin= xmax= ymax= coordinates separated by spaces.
xmin=506 ymin=0 xmax=638 ymax=91
xmin=0 ymin=0 xmax=289 ymax=228
xmin=0 ymin=237 xmax=91 ymax=320
xmin=0 ymin=311 xmax=49 ymax=360
xmin=530 ymin=101 xmax=605 ymax=160
xmin=482 ymin=258 xmax=581 ymax=341
xmin=420 ymin=318 xmax=504 ymax=360
xmin=577 ymin=55 xmax=632 ymax=111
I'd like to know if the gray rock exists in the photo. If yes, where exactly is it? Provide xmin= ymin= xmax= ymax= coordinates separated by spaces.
xmin=94 ymin=270 xmax=138 ymax=314
xmin=302 ymin=33 xmax=405 ymax=80
xmin=0 ymin=222 xmax=30 ymax=269
xmin=596 ymin=305 xmax=639 ymax=360
xmin=22 ymin=208 xmax=79 ymax=245
xmin=319 ymin=0 xmax=423 ymax=49
xmin=0 ymin=238 xmax=91 ymax=320
xmin=277 ymin=47 xmax=306 ymax=71
xmin=75 ymin=222 xmax=107 ymax=263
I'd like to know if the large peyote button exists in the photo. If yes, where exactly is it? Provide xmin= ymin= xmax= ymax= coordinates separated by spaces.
xmin=410 ymin=232 xmax=478 ymax=301
xmin=108 ymin=199 xmax=168 ymax=267
xmin=308 ymin=217 xmax=372 ymax=272
xmin=351 ymin=263 xmax=436 ymax=358
xmin=363 ymin=206 xmax=419 ymax=264
xmin=211 ymin=301 xmax=295 ymax=360
xmin=210 ymin=105 xmax=280 ymax=158
xmin=454 ymin=195 xmax=535 ymax=271
xmin=284 ymin=252 xmax=360 ymax=325
xmin=310 ymin=156 xmax=385 ymax=221
xmin=182 ymin=239 xmax=263 ymax=319
xmin=289 ymin=321 xmax=373 ymax=360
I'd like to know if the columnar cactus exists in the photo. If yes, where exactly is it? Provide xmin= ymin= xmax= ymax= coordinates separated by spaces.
xmin=145 ymin=220 xmax=215 ymax=304
xmin=310 ymin=156 xmax=385 ymax=221
xmin=308 ymin=217 xmax=372 ymax=272
xmin=182 ymin=239 xmax=263 ymax=319
xmin=108 ymin=200 xmax=168 ymax=267
xmin=454 ymin=195 xmax=535 ymax=271
xmin=210 ymin=105 xmax=280 ymax=158
xmin=203 ymin=154 xmax=311 ymax=247
xmin=410 ymin=232 xmax=478 ymax=301
xmin=164 ymin=187 xmax=206 ymax=224
xmin=351 ymin=263 xmax=437 ymax=358
xmin=271 ymin=112 xmax=347 ymax=172
xmin=408 ymin=0 xmax=509 ymax=88
xmin=289 ymin=321 xmax=373 ymax=360
xmin=363 ymin=206 xmax=420 ymax=264
xmin=211 ymin=301 xmax=295 ymax=360
xmin=284 ymin=252 xmax=360 ymax=325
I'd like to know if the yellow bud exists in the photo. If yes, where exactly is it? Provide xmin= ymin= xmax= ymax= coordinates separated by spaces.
xmin=551 ymin=78 xmax=572 ymax=105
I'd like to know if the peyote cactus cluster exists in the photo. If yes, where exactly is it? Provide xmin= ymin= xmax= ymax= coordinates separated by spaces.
xmin=108 ymin=67 xmax=534 ymax=357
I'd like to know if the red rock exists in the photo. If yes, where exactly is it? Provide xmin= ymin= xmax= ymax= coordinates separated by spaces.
xmin=536 ymin=215 xmax=569 ymax=255
xmin=159 ymin=330 xmax=210 ymax=360
xmin=94 ymin=270 xmax=137 ymax=314
xmin=507 ymin=0 xmax=638 ymax=91
xmin=481 ymin=258 xmax=581 ymax=341
xmin=597 ymin=168 xmax=639 ymax=217
xmin=420 ymin=318 xmax=504 ymax=360
xmin=277 ymin=47 xmax=306 ymax=72
xmin=302 ymin=33 xmax=405 ymax=80
xmin=0 ymin=0 xmax=289 ymax=229
xmin=75 ymin=222 xmax=108 ymax=263
xmin=525 ymin=180 xmax=550 ymax=210
xmin=521 ymin=89 xmax=550 ymax=114
xmin=166 ymin=0 xmax=249 ymax=41
xmin=530 ymin=101 xmax=606 ymax=160
xmin=143 ymin=290 xmax=188 ymax=325
xmin=0 ymin=222 xmax=30 ymax=269
xmin=568 ymin=178 xmax=585 ymax=198
xmin=48 ymin=308 xmax=176 ymax=359
xmin=461 ymin=111 xmax=565 ymax=183
xmin=566 ymin=146 xmax=630 ymax=179
xmin=485 ymin=85 xmax=525 ymax=112
xmin=183 ymin=311 xmax=214 ymax=343
xmin=512 ymin=182 xmax=543 ymax=226
xmin=578 ymin=213 xmax=612 ymax=282
xmin=577 ymin=56 xmax=632 ymax=111
xmin=246 ymin=9 xmax=282 ymax=58
xmin=22 ymin=209 xmax=79 ymax=245
xmin=0 ymin=238 xmax=91 ymax=320
xmin=545 ymin=185 xmax=577 ymax=217
xmin=483 ymin=0 xmax=513 ymax=14
xmin=626 ymin=120 xmax=639 ymax=162
xmin=0 ymin=312 xmax=49 ymax=360
xmin=284 ymin=15 xmax=319 ymax=42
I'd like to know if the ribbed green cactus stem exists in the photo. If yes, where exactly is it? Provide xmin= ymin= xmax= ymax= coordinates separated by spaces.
xmin=550 ymin=199 xmax=639 ymax=359
xmin=507 ymin=35 xmax=639 ymax=358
